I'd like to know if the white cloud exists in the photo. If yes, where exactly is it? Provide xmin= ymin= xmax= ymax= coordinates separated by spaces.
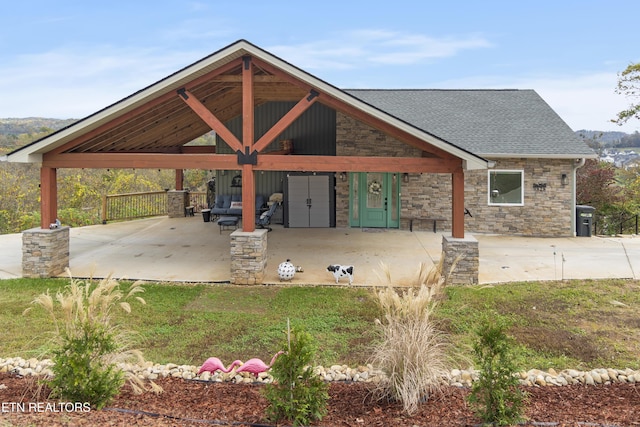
xmin=269 ymin=30 xmax=492 ymax=70
xmin=0 ymin=30 xmax=493 ymax=117
xmin=0 ymin=46 xmax=201 ymax=118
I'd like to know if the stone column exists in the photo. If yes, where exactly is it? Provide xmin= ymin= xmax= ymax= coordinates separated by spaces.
xmin=230 ymin=229 xmax=268 ymax=285
xmin=22 ymin=226 xmax=70 ymax=278
xmin=167 ymin=190 xmax=189 ymax=218
xmin=442 ymin=234 xmax=479 ymax=285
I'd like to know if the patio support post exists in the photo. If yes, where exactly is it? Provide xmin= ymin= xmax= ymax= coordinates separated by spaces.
xmin=441 ymin=234 xmax=478 ymax=285
xmin=241 ymin=55 xmax=256 ymax=232
xmin=40 ymin=166 xmax=57 ymax=229
xmin=22 ymin=165 xmax=69 ymax=278
xmin=22 ymin=226 xmax=69 ymax=278
xmin=175 ymin=169 xmax=183 ymax=191
xmin=444 ymin=166 xmax=479 ymax=285
xmin=167 ymin=190 xmax=189 ymax=218
xmin=451 ymin=166 xmax=465 ymax=238
xmin=230 ymin=228 xmax=268 ymax=285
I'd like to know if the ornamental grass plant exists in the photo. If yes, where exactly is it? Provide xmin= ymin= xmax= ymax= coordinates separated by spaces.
xmin=369 ymin=259 xmax=456 ymax=415
xmin=23 ymin=269 xmax=162 ymax=408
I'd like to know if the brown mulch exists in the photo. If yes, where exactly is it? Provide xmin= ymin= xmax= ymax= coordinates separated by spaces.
xmin=1 ymin=373 xmax=640 ymax=426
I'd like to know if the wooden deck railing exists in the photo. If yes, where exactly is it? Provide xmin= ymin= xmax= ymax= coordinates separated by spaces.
xmin=101 ymin=191 xmax=207 ymax=223
xmin=189 ymin=192 xmax=208 ymax=211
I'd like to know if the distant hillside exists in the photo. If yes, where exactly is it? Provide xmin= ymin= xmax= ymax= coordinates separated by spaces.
xmin=0 ymin=117 xmax=215 ymax=154
xmin=574 ymin=129 xmax=628 ymax=145
xmin=0 ymin=117 xmax=77 ymax=135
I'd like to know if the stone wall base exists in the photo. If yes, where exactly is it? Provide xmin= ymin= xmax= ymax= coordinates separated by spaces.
xmin=22 ymin=227 xmax=70 ymax=278
xmin=168 ymin=190 xmax=189 ymax=218
xmin=230 ymin=229 xmax=268 ymax=285
xmin=442 ymin=234 xmax=479 ymax=285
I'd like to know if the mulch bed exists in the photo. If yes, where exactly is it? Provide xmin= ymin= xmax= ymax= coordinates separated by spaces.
xmin=1 ymin=373 xmax=640 ymax=426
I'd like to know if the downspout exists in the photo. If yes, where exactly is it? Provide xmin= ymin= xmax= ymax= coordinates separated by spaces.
xmin=572 ymin=158 xmax=586 ymax=236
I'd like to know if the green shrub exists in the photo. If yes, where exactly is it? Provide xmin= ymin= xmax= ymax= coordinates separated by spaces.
xmin=263 ymin=323 xmax=329 ymax=426
xmin=49 ymin=322 xmax=125 ymax=409
xmin=369 ymin=261 xmax=453 ymax=415
xmin=24 ymin=270 xmax=160 ymax=409
xmin=468 ymin=317 xmax=527 ymax=426
xmin=57 ymin=207 xmax=101 ymax=227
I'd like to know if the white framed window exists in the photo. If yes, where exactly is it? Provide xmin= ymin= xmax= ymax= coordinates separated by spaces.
xmin=488 ymin=170 xmax=524 ymax=206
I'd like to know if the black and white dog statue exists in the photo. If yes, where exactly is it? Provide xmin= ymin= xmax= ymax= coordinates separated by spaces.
xmin=327 ymin=265 xmax=354 ymax=285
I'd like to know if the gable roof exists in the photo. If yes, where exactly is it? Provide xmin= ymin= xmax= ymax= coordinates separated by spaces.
xmin=345 ymin=89 xmax=596 ymax=159
xmin=6 ymin=39 xmax=489 ymax=170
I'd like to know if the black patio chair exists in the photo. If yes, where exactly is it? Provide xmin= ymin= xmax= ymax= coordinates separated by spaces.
xmin=256 ymin=202 xmax=278 ymax=231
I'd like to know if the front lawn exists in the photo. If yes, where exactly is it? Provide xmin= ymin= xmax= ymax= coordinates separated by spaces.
xmin=3 ymin=277 xmax=639 ymax=370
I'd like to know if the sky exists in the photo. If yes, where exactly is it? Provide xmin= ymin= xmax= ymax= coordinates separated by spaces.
xmin=1 ymin=0 xmax=639 ymax=133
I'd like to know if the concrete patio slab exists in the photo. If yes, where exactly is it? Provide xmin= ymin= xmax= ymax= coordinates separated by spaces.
xmin=476 ymin=234 xmax=640 ymax=283
xmin=0 ymin=216 xmax=638 ymax=285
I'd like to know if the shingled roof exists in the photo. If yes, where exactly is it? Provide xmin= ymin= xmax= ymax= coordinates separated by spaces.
xmin=344 ymin=89 xmax=596 ymax=159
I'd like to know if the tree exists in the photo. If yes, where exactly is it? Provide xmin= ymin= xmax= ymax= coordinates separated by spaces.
xmin=612 ymin=62 xmax=640 ymax=125
xmin=616 ymin=165 xmax=640 ymax=212
xmin=576 ymin=159 xmax=621 ymax=211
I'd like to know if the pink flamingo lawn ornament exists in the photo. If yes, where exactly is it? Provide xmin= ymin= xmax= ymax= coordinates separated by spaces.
xmin=236 ymin=351 xmax=284 ymax=377
xmin=197 ymin=357 xmax=243 ymax=375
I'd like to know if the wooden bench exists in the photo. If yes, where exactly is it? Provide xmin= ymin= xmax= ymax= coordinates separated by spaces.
xmin=408 ymin=217 xmax=446 ymax=233
xmin=184 ymin=206 xmax=195 ymax=217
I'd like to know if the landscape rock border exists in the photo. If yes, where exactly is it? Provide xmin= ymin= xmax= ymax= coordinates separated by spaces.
xmin=3 ymin=356 xmax=639 ymax=388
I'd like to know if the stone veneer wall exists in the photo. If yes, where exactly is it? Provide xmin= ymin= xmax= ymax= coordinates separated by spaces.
xmin=168 ymin=190 xmax=189 ymax=218
xmin=230 ymin=229 xmax=268 ymax=285
xmin=22 ymin=226 xmax=69 ymax=278
xmin=464 ymin=158 xmax=574 ymax=236
xmin=335 ymin=112 xmax=422 ymax=228
xmin=442 ymin=234 xmax=479 ymax=285
xmin=336 ymin=112 xmax=575 ymax=237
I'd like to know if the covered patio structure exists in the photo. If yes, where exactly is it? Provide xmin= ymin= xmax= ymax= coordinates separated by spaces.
xmin=7 ymin=40 xmax=488 ymax=284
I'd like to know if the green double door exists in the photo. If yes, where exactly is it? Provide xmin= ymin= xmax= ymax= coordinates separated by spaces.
xmin=349 ymin=172 xmax=400 ymax=228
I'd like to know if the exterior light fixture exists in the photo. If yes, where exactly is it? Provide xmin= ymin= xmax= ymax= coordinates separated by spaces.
xmin=402 ymin=173 xmax=409 ymax=183
xmin=561 ymin=173 xmax=568 ymax=186
xmin=231 ymin=174 xmax=242 ymax=187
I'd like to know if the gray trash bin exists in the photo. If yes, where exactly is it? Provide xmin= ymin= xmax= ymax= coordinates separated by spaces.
xmin=201 ymin=209 xmax=211 ymax=223
xmin=576 ymin=205 xmax=595 ymax=237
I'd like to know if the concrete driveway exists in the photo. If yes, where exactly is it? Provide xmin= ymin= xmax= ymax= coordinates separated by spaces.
xmin=0 ymin=216 xmax=638 ymax=285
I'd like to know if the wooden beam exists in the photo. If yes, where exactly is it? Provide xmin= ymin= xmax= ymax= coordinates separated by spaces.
xmin=40 ymin=167 xmax=57 ymax=229
xmin=252 ymin=90 xmax=319 ymax=153
xmin=451 ymin=167 xmax=465 ymax=238
xmin=210 ymin=75 xmax=282 ymax=83
xmin=252 ymin=57 xmax=313 ymax=92
xmin=43 ymin=151 xmax=461 ymax=174
xmin=181 ymin=57 xmax=243 ymax=91
xmin=241 ymin=55 xmax=255 ymax=232
xmin=257 ymin=155 xmax=461 ymax=173
xmin=43 ymin=153 xmax=238 ymax=170
xmin=177 ymin=88 xmax=243 ymax=153
xmin=50 ymin=58 xmax=243 ymax=155
xmin=181 ymin=146 xmax=216 ymax=154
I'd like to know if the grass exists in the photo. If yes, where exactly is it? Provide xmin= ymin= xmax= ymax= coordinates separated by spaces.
xmin=2 ymin=277 xmax=640 ymax=371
